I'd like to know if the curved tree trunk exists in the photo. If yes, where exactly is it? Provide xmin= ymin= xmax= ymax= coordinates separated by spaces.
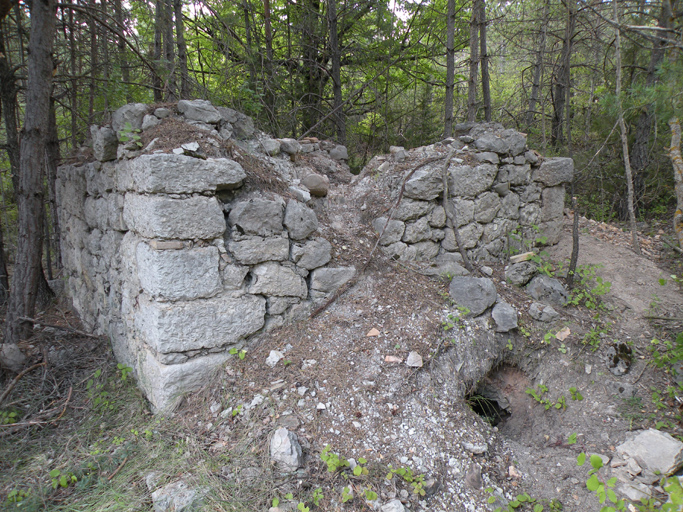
xmin=2 ymin=0 xmax=57 ymax=371
xmin=670 ymin=118 xmax=683 ymax=248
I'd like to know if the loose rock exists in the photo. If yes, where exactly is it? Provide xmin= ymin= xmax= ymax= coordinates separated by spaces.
xmin=270 ymin=427 xmax=303 ymax=472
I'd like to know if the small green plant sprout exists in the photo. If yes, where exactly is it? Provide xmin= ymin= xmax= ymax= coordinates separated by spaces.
xmin=0 ymin=409 xmax=18 ymax=424
xmin=49 ymin=469 xmax=77 ymax=490
xmin=485 ymin=487 xmax=546 ymax=512
xmin=285 ymin=493 xmax=294 ymax=500
xmin=231 ymin=404 xmax=243 ymax=417
xmin=558 ymin=343 xmax=568 ymax=354
xmin=320 ymin=445 xmax=349 ymax=473
xmin=542 ymin=331 xmax=556 ymax=345
xmin=229 ymin=347 xmax=247 ymax=360
xmin=506 ymin=339 xmax=513 ymax=351
xmin=386 ymin=465 xmax=426 ymax=496
xmin=364 ymin=488 xmax=378 ymax=501
xmin=341 ymin=486 xmax=354 ymax=503
xmin=569 ymin=387 xmax=584 ymax=401
xmin=272 ymin=497 xmax=280 ymax=507
xmin=119 ymin=121 xmax=142 ymax=147
xmin=117 ymin=363 xmax=133 ymax=381
xmin=577 ymin=453 xmax=625 ymax=510
xmin=297 ymin=502 xmax=310 ymax=512
xmin=567 ymin=264 xmax=612 ymax=310
xmin=555 ymin=395 xmax=567 ymax=410
xmin=6 ymin=489 xmax=30 ymax=504
xmin=312 ymin=488 xmax=324 ymax=506
xmin=353 ymin=457 xmax=369 ymax=477
xmin=567 ymin=432 xmax=578 ymax=445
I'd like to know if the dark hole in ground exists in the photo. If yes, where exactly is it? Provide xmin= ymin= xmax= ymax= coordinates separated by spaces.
xmin=466 ymin=365 xmax=536 ymax=440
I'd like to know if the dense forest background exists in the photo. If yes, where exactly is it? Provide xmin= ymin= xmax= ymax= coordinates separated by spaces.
xmin=0 ymin=0 xmax=682 ymax=350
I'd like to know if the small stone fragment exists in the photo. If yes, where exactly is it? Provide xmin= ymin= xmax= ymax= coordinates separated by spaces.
xmin=462 ymin=441 xmax=487 ymax=455
xmin=367 ymin=328 xmax=380 ymax=337
xmin=492 ymin=302 xmax=518 ymax=332
xmin=380 ymin=499 xmax=406 ymax=512
xmin=385 ymin=355 xmax=402 ymax=363
xmin=270 ymin=427 xmax=303 ymax=472
xmin=464 ymin=464 xmax=483 ymax=489
xmin=266 ymin=350 xmax=284 ymax=368
xmin=406 ymin=351 xmax=423 ymax=368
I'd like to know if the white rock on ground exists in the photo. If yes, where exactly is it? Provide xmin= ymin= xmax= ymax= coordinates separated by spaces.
xmin=616 ymin=428 xmax=683 ymax=476
xmin=270 ymin=427 xmax=303 ymax=472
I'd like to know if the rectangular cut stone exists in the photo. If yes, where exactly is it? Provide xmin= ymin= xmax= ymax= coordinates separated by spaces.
xmin=541 ymin=185 xmax=566 ymax=221
xmin=129 ymin=154 xmax=246 ymax=193
xmin=137 ymin=243 xmax=221 ymax=301
xmin=136 ymin=293 xmax=266 ymax=354
xmin=123 ymin=193 xmax=225 ymax=239
xmin=139 ymin=349 xmax=232 ymax=412
xmin=149 ymin=240 xmax=187 ymax=250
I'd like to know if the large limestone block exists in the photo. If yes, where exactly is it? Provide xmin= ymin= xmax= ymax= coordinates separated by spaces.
xmin=136 ymin=293 xmax=266 ymax=354
xmin=284 ymin=200 xmax=318 ymax=240
xmin=228 ymin=199 xmax=284 ymax=236
xmin=372 ymin=217 xmax=405 ymax=246
xmin=90 ymin=125 xmax=118 ymax=162
xmin=449 ymin=164 xmax=498 ymax=198
xmin=474 ymin=133 xmax=509 ymax=154
xmin=616 ymin=428 xmax=683 ymax=476
xmin=139 ymin=349 xmax=232 ymax=412
xmin=228 ymin=235 xmax=290 ymax=265
xmin=291 ymin=238 xmax=332 ymax=270
xmin=124 ymin=194 xmax=225 ymax=239
xmin=248 ymin=262 xmax=308 ymax=298
xmin=402 ymin=217 xmax=432 ymax=243
xmin=404 ymin=167 xmax=444 ymax=200
xmin=310 ymin=267 xmax=356 ymax=298
xmin=474 ymin=192 xmax=501 ymax=223
xmin=129 ymin=154 xmax=246 ymax=193
xmin=527 ymin=275 xmax=568 ymax=306
xmin=112 ymin=103 xmax=148 ymax=133
xmin=541 ymin=185 xmax=566 ymax=221
xmin=449 ymin=276 xmax=497 ymax=316
xmin=394 ymin=199 xmax=434 ymax=222
xmin=533 ymin=157 xmax=574 ymax=186
xmin=177 ymin=99 xmax=221 ymax=124
xmin=137 ymin=243 xmax=221 ymax=301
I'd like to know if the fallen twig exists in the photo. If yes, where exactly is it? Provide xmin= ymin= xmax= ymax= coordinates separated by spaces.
xmin=107 ymin=456 xmax=129 ymax=481
xmin=18 ymin=317 xmax=100 ymax=339
xmin=0 ymin=361 xmax=47 ymax=406
xmin=0 ymin=386 xmax=72 ymax=437
xmin=643 ymin=315 xmax=683 ymax=322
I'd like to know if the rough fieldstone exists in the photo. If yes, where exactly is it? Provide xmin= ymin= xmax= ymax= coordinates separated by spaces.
xmin=140 ymin=349 xmax=234 ymax=411
xmin=382 ymin=241 xmax=408 ymax=260
xmin=450 ymin=198 xmax=475 ymax=227
xmin=141 ymin=114 xmax=161 ymax=131
xmin=519 ymin=183 xmax=542 ymax=203
xmin=504 ymin=164 xmax=531 ymax=186
xmin=519 ymin=204 xmax=541 ymax=226
xmin=136 ymin=293 xmax=265 ymax=354
xmin=404 ymin=167 xmax=444 ymax=200
xmin=151 ymin=479 xmax=206 ymax=512
xmin=288 ymin=186 xmax=311 ymax=203
xmin=533 ymin=157 xmax=574 ymax=186
xmin=328 ymin=145 xmax=348 ymax=160
xmin=505 ymin=261 xmax=538 ymax=286
xmin=413 ymin=240 xmax=440 ymax=260
xmin=474 ymin=133 xmax=509 ymax=154
xmin=228 ymin=199 xmax=284 ymax=236
xmin=381 ymin=499 xmax=406 ymax=512
xmin=529 ymin=302 xmax=559 ymax=322
xmin=500 ymin=192 xmax=520 ymax=219
xmin=394 ymin=198 xmax=434 ymax=222
xmin=449 ymin=164 xmax=498 ymax=198
xmin=449 ymin=276 xmax=497 ymax=316
xmin=221 ymin=264 xmax=249 ymax=290
xmin=129 ymin=154 xmax=246 ymax=193
xmin=112 ymin=103 xmax=148 ymax=133
xmin=541 ymin=185 xmax=566 ymax=221
xmin=429 ymin=206 xmax=446 ymax=228
xmin=137 ymin=243 xmax=221 ymax=301
xmin=474 ymin=192 xmax=502 ymax=223
xmin=527 ymin=275 xmax=568 ymax=306
xmin=284 ymin=200 xmax=318 ymax=240
xmin=475 ymin=152 xmax=499 ymax=164
xmin=154 ymin=107 xmax=172 ymax=119
xmin=279 ymin=138 xmax=302 ymax=155
xmin=502 ymin=130 xmax=527 ymax=155
xmin=441 ymin=222 xmax=483 ymax=251
xmin=270 ymin=427 xmax=303 ymax=472
xmin=525 ymin=150 xmax=539 ymax=164
xmin=266 ymin=296 xmax=299 ymax=315
xmin=228 ymin=236 xmax=290 ymax=265
xmin=539 ymin=219 xmax=563 ymax=245
xmin=402 ymin=217 xmax=432 ymax=243
xmin=291 ymin=238 xmax=332 ymax=270
xmin=249 ymin=262 xmax=308 ymax=298
xmin=492 ymin=302 xmax=518 ymax=332
xmin=124 ymin=194 xmax=225 ymax=239
xmin=261 ymin=138 xmax=281 ymax=156
xmin=372 ymin=217 xmax=405 ymax=245
xmin=302 ymin=173 xmax=329 ymax=197
xmin=617 ymin=429 xmax=683 ymax=476
xmin=90 ymin=125 xmax=118 ymax=162
xmin=310 ymin=267 xmax=356 ymax=298
xmin=177 ymin=99 xmax=221 ymax=124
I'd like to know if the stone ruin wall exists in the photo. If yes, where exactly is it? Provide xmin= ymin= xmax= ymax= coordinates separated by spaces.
xmin=363 ymin=122 xmax=573 ymax=271
xmin=56 ymin=100 xmax=355 ymax=411
xmin=56 ymin=101 xmax=573 ymax=412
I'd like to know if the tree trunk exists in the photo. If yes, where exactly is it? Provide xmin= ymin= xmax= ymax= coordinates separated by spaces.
xmin=467 ymin=0 xmax=480 ymax=122
xmin=263 ymin=0 xmax=276 ymax=126
xmin=669 ymin=119 xmax=683 ymax=248
xmin=46 ymin=97 xmax=61 ymax=270
xmin=444 ymin=0 xmax=455 ymax=137
xmin=328 ymin=0 xmax=345 ymax=144
xmin=526 ymin=0 xmax=548 ymax=128
xmin=614 ymin=0 xmax=640 ymax=255
xmin=0 ymin=18 xmax=20 ymax=192
xmin=163 ymin=0 xmax=176 ymax=101
xmin=551 ymin=3 xmax=575 ymax=147
xmin=153 ymin=0 xmax=163 ymax=101
xmin=174 ymin=0 xmax=190 ymax=99
xmin=479 ymin=0 xmax=491 ymax=122
xmin=88 ymin=0 xmax=97 ymax=125
xmin=3 ymin=0 xmax=57 ymax=369
xmin=114 ymin=0 xmax=132 ymax=103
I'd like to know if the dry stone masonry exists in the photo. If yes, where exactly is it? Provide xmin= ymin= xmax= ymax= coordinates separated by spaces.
xmin=58 ymin=101 xmax=573 ymax=413
xmin=363 ymin=122 xmax=573 ymax=272
xmin=57 ymin=100 xmax=353 ymax=411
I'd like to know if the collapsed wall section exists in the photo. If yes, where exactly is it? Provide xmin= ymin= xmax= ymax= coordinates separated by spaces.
xmin=363 ymin=122 xmax=573 ymax=272
xmin=57 ymin=101 xmax=354 ymax=411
